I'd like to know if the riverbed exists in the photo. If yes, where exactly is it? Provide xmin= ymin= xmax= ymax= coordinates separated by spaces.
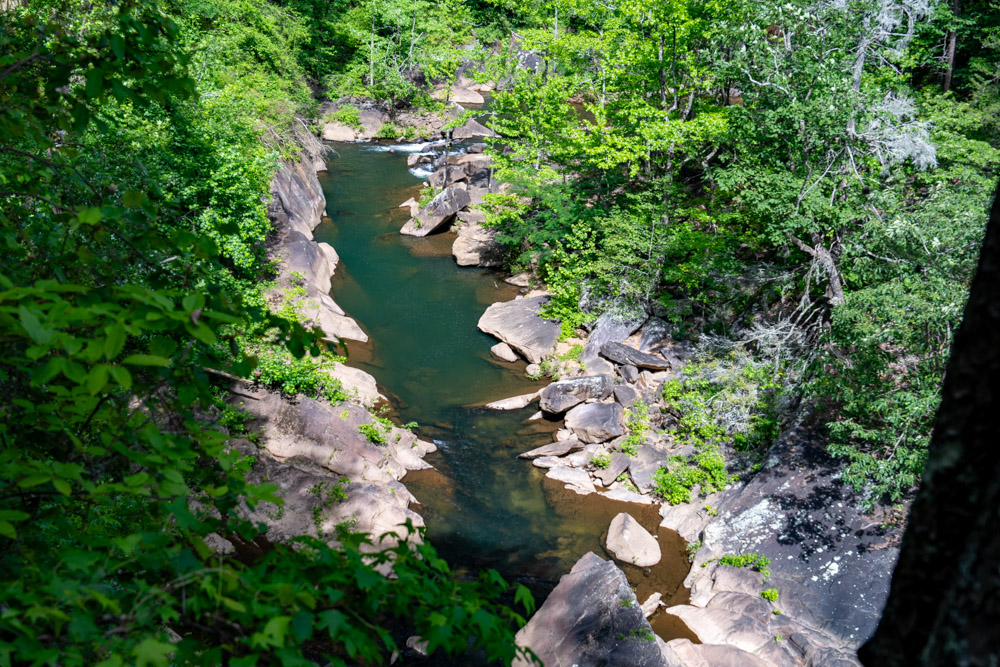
xmin=314 ymin=141 xmax=693 ymax=652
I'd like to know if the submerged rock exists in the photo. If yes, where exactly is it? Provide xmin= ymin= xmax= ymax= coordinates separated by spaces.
xmin=512 ymin=552 xmax=666 ymax=667
xmin=539 ymin=374 xmax=615 ymax=414
xmin=606 ymin=512 xmax=661 ymax=567
xmin=477 ymin=295 xmax=560 ymax=364
xmin=564 ymin=402 xmax=624 ymax=443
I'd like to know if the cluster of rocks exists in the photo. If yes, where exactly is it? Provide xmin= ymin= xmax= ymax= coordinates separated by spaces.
xmin=474 ymin=294 xmax=895 ymax=665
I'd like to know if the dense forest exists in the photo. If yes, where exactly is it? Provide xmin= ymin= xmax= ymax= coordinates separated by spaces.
xmin=1 ymin=0 xmax=998 ymax=663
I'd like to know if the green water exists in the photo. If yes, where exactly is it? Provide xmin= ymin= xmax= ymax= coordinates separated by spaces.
xmin=315 ymin=143 xmax=690 ymax=606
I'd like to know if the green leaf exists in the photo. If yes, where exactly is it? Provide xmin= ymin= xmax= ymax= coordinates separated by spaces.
xmin=86 ymin=365 xmax=110 ymax=395
xmin=132 ymin=638 xmax=174 ymax=667
xmin=0 ymin=520 xmax=15 ymax=539
xmin=0 ymin=510 xmax=30 ymax=522
xmin=52 ymin=478 xmax=72 ymax=496
xmin=77 ymin=207 xmax=103 ymax=225
xmin=85 ymin=69 xmax=105 ymax=99
xmin=104 ymin=323 xmax=127 ymax=359
xmin=18 ymin=306 xmax=52 ymax=345
xmin=109 ymin=365 xmax=132 ymax=388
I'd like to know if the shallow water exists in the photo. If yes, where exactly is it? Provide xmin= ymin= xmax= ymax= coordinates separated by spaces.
xmin=315 ymin=141 xmax=691 ymax=645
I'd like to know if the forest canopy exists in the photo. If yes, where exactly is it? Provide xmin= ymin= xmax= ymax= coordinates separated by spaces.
xmin=1 ymin=0 xmax=998 ymax=663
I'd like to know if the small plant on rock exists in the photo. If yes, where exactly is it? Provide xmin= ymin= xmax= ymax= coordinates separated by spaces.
xmin=761 ymin=588 xmax=779 ymax=602
xmin=590 ymin=453 xmax=612 ymax=469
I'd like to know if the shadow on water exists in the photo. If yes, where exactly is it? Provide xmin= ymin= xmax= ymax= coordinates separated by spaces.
xmin=315 ymin=142 xmax=691 ymax=662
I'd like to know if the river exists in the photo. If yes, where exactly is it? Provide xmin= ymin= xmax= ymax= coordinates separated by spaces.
xmin=313 ymin=141 xmax=693 ymax=657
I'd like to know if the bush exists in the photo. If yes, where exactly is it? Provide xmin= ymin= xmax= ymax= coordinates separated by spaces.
xmin=718 ymin=552 xmax=772 ymax=578
xmin=330 ymin=104 xmax=363 ymax=130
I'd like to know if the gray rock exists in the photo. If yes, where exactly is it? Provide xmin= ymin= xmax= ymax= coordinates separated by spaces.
xmin=621 ymin=363 xmax=639 ymax=383
xmin=606 ymin=512 xmax=661 ymax=567
xmin=321 ymin=122 xmax=355 ymax=142
xmin=564 ymin=402 xmax=625 ymax=443
xmin=323 ymin=362 xmax=386 ymax=408
xmin=525 ymin=363 xmax=542 ymax=377
xmin=629 ymin=445 xmax=667 ymax=494
xmin=639 ymin=317 xmax=673 ymax=353
xmin=699 ymin=425 xmax=902 ymax=648
xmin=452 ymin=220 xmax=503 ymax=267
xmin=485 ymin=391 xmax=539 ymax=410
xmin=452 ymin=118 xmax=496 ymax=140
xmin=467 ymin=143 xmax=486 ymax=153
xmin=513 ymin=552 xmax=667 ymax=667
xmin=601 ymin=341 xmax=672 ymax=370
xmin=580 ymin=311 xmax=646 ymax=368
xmin=505 ymin=272 xmax=532 ymax=287
xmin=614 ymin=385 xmax=639 ymax=407
xmin=477 ymin=295 xmax=561 ymax=364
xmin=490 ymin=342 xmax=518 ymax=362
xmin=400 ymin=186 xmax=471 ymax=237
xmin=546 ymin=466 xmax=596 ymax=495
xmin=449 ymin=85 xmax=484 ymax=105
xmin=602 ymin=487 xmax=655 ymax=505
xmin=661 ymin=638 xmax=770 ymax=667
xmin=539 ymin=374 xmax=615 ymax=414
xmin=532 ymin=456 xmax=563 ymax=469
xmin=663 ymin=605 xmax=772 ymax=655
xmin=641 ymin=592 xmax=663 ymax=618
xmin=519 ymin=438 xmax=585 ymax=459
xmin=594 ymin=452 xmax=630 ymax=486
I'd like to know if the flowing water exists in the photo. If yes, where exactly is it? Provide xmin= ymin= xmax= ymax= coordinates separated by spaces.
xmin=314 ymin=141 xmax=693 ymax=650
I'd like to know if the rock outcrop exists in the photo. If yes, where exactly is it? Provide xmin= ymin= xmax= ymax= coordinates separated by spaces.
xmin=513 ymin=552 xmax=667 ymax=667
xmin=564 ymin=402 xmax=624 ymax=443
xmin=400 ymin=186 xmax=471 ymax=237
xmin=477 ymin=295 xmax=561 ymax=364
xmin=538 ymin=374 xmax=615 ymax=414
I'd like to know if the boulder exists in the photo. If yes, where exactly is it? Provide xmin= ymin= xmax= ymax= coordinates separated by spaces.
xmin=406 ymin=153 xmax=433 ymax=168
xmin=539 ymin=374 xmax=615 ymax=414
xmin=546 ymin=466 xmax=597 ymax=495
xmin=512 ymin=552 xmax=666 ymax=667
xmin=621 ymin=364 xmax=639 ymax=383
xmin=606 ymin=512 xmax=661 ymax=567
xmin=357 ymin=108 xmax=387 ymax=139
xmin=490 ymin=342 xmax=519 ymax=362
xmin=525 ymin=363 xmax=541 ymax=377
xmin=639 ymin=317 xmax=673 ymax=354
xmin=467 ymin=143 xmax=486 ymax=153
xmin=602 ymin=487 xmax=654 ymax=505
xmin=564 ymin=402 xmax=624 ymax=443
xmin=452 ymin=118 xmax=496 ymax=140
xmin=485 ymin=391 xmax=540 ymax=411
xmin=518 ymin=438 xmax=585 ymax=459
xmin=641 ymin=592 xmax=663 ymax=618
xmin=505 ymin=272 xmax=532 ymax=287
xmin=660 ymin=638 xmax=771 ymax=667
xmin=696 ymin=426 xmax=902 ymax=648
xmin=452 ymin=220 xmax=503 ymax=267
xmin=580 ymin=312 xmax=646 ymax=368
xmin=594 ymin=452 xmax=630 ymax=486
xmin=321 ymin=123 xmax=356 ymax=142
xmin=477 ymin=295 xmax=561 ymax=364
xmin=662 ymin=606 xmax=772 ymax=655
xmin=629 ymin=445 xmax=666 ymax=494
xmin=400 ymin=186 xmax=471 ymax=237
xmin=449 ymin=85 xmax=485 ymax=105
xmin=613 ymin=385 xmax=639 ymax=407
xmin=324 ymin=362 xmax=386 ymax=408
xmin=601 ymin=341 xmax=672 ymax=370
xmin=298 ymin=294 xmax=368 ymax=343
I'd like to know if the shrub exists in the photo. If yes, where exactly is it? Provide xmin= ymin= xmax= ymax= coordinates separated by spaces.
xmin=330 ymin=104 xmax=363 ymax=130
xmin=718 ymin=552 xmax=771 ymax=578
xmin=590 ymin=453 xmax=612 ymax=469
xmin=761 ymin=588 xmax=779 ymax=602
xmin=358 ymin=422 xmax=387 ymax=445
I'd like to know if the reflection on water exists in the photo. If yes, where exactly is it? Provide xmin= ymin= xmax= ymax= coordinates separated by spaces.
xmin=315 ymin=142 xmax=690 ymax=644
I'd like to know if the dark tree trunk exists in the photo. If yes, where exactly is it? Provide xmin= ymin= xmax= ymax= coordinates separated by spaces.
xmin=860 ymin=181 xmax=1000 ymax=665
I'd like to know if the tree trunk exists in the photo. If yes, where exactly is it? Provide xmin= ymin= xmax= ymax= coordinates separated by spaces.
xmin=944 ymin=0 xmax=960 ymax=92
xmin=859 ymin=181 xmax=1000 ymax=665
xmin=790 ymin=235 xmax=846 ymax=306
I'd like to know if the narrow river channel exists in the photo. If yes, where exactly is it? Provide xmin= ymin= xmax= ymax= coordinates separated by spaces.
xmin=314 ymin=141 xmax=693 ymax=652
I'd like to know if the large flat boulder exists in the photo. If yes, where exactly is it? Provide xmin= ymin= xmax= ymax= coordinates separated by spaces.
xmin=564 ymin=402 xmax=624 ymax=443
xmin=601 ymin=341 xmax=672 ymax=370
xmin=513 ymin=552 xmax=667 ymax=667
xmin=629 ymin=445 xmax=667 ymax=494
xmin=452 ymin=219 xmax=503 ymax=267
xmin=546 ymin=466 xmax=596 ymax=495
xmin=518 ymin=437 xmax=585 ymax=459
xmin=484 ymin=391 xmax=539 ymax=410
xmin=477 ymin=295 xmax=560 ymax=364
xmin=606 ymin=512 xmax=661 ymax=567
xmin=580 ymin=312 xmax=646 ymax=368
xmin=400 ymin=186 xmax=471 ymax=237
xmin=660 ymin=638 xmax=771 ymax=667
xmin=539 ymin=374 xmax=615 ymax=414
xmin=321 ymin=122 xmax=356 ymax=142
xmin=698 ymin=425 xmax=902 ymax=648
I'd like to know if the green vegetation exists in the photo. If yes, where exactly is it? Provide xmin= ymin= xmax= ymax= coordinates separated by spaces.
xmin=590 ymin=453 xmax=612 ymax=469
xmin=761 ymin=588 xmax=780 ymax=602
xmin=718 ymin=553 xmax=772 ymax=579
xmin=329 ymin=104 xmax=363 ymax=130
xmin=358 ymin=422 xmax=388 ymax=445
xmin=479 ymin=0 xmax=1000 ymax=508
xmin=620 ymin=400 xmax=650 ymax=456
